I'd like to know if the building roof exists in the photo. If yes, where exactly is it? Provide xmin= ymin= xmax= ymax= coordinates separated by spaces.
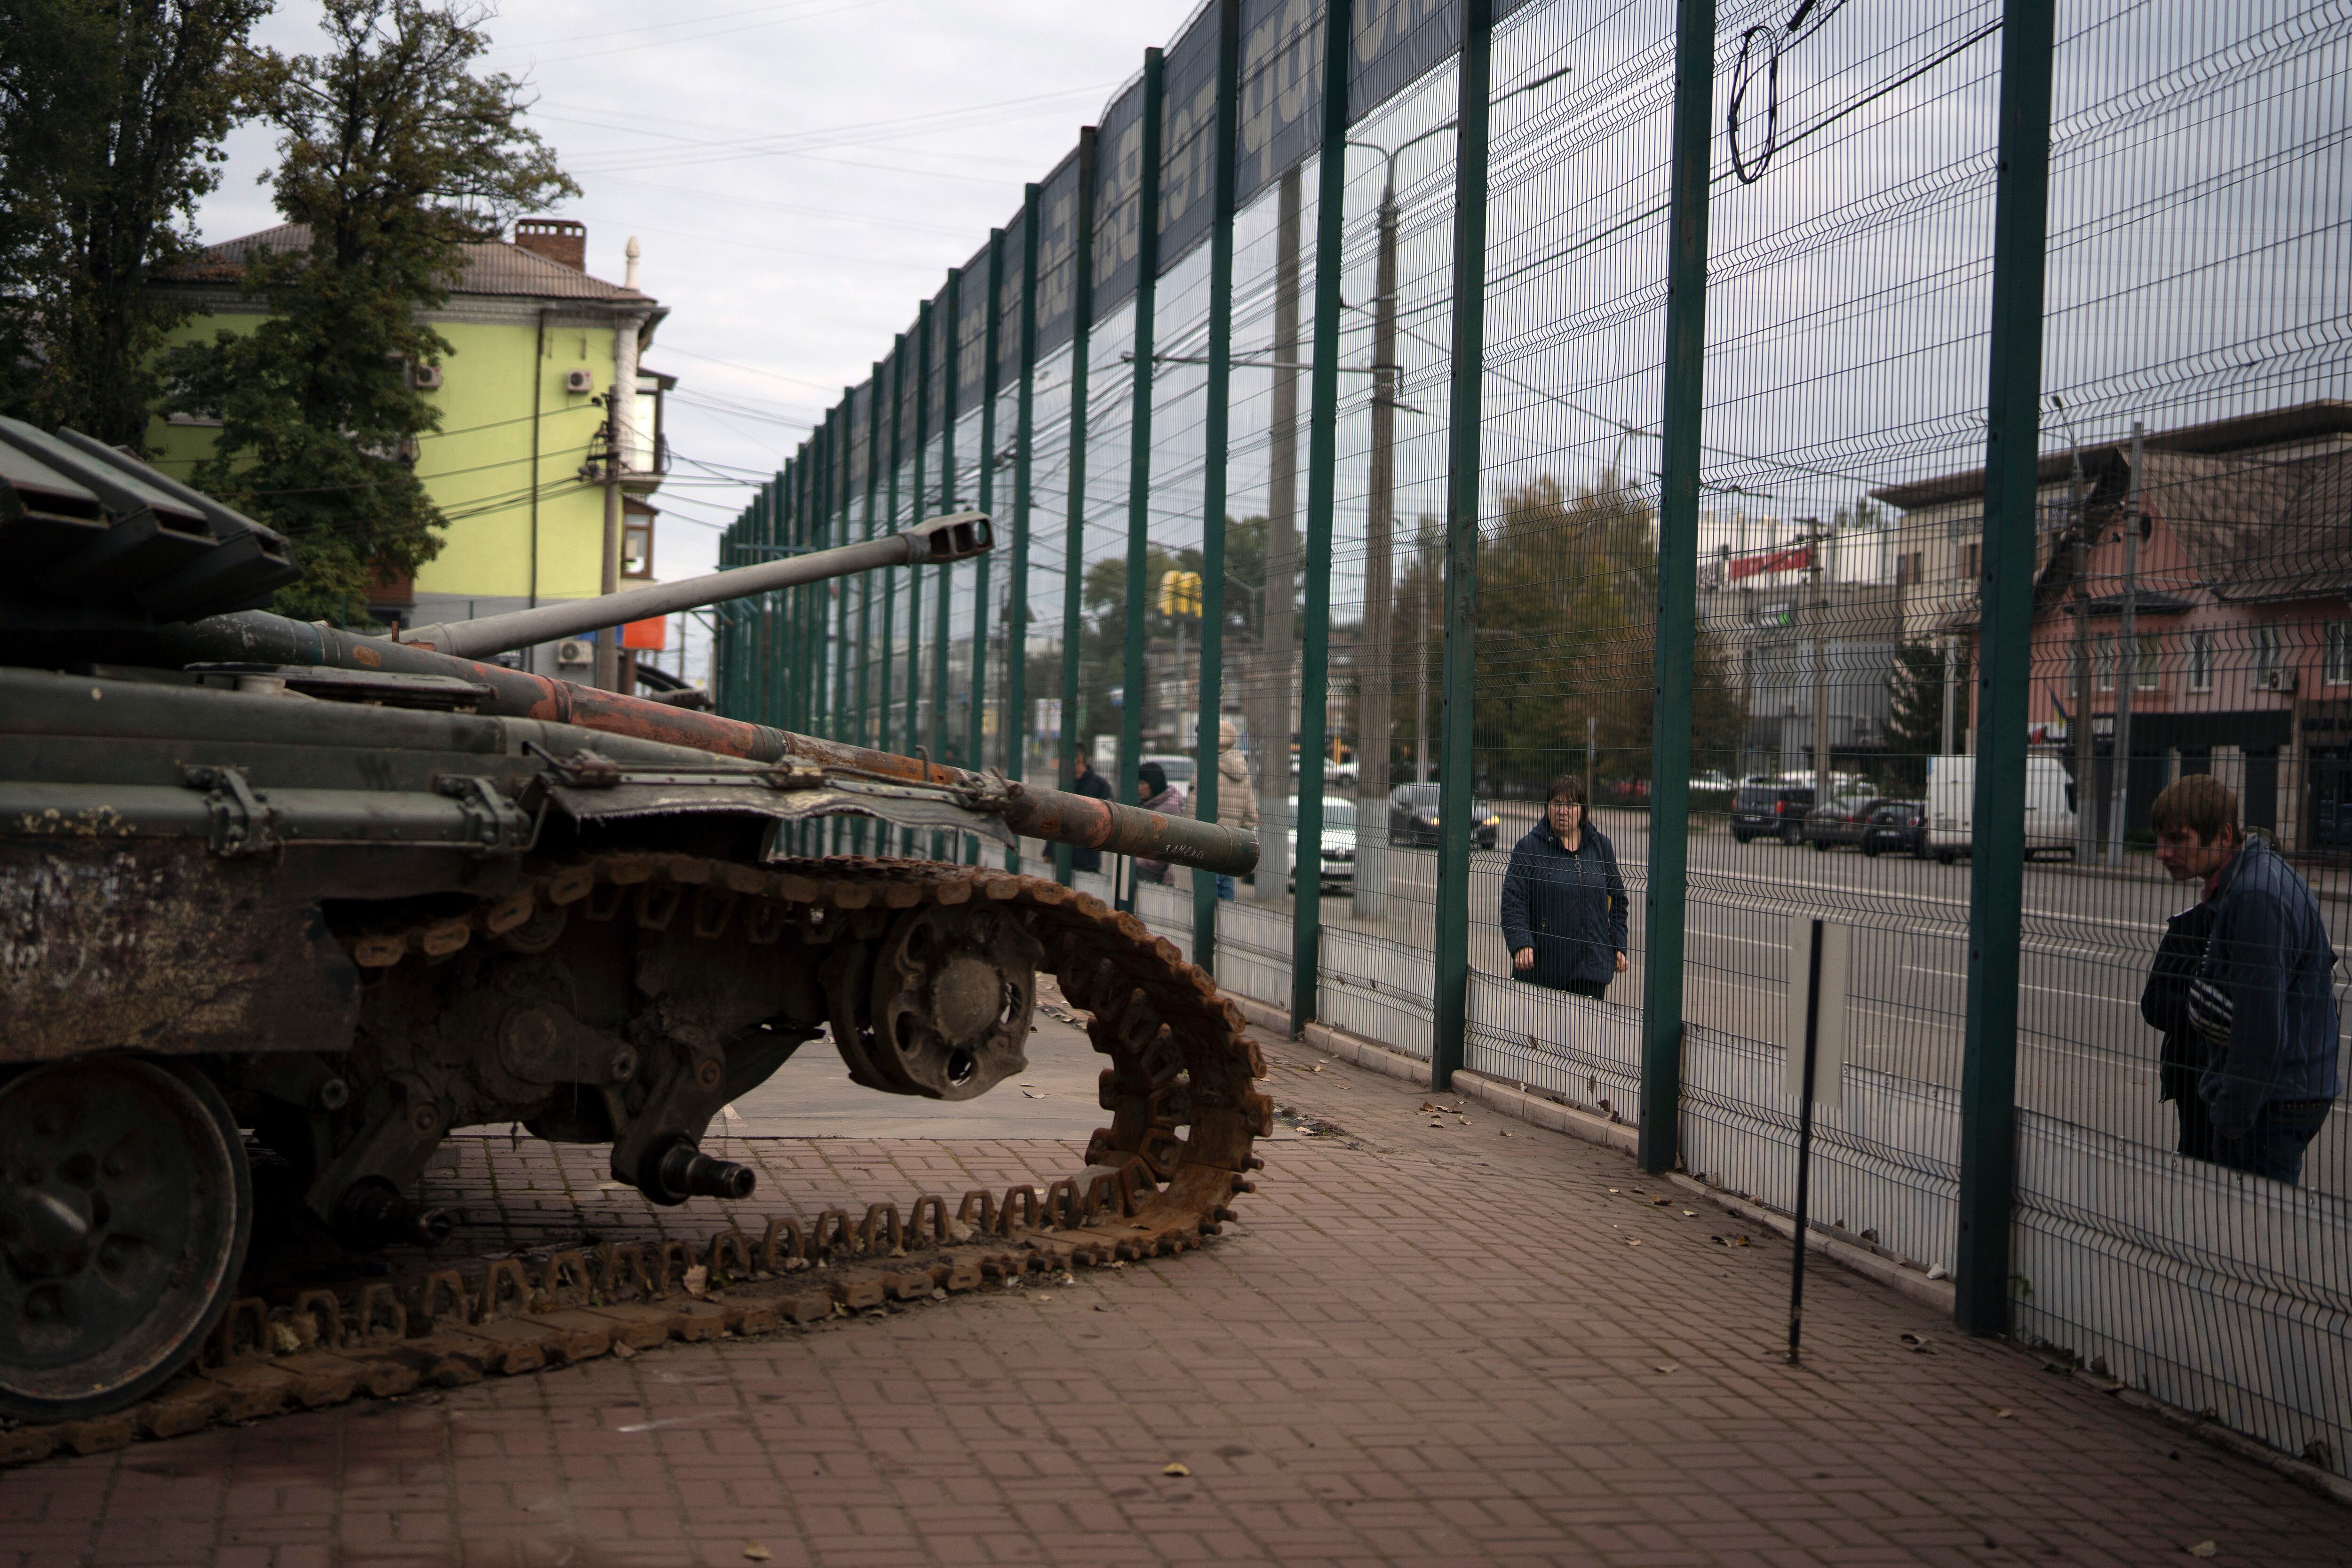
xmin=170 ymin=223 xmax=653 ymax=305
xmin=2140 ymin=446 xmax=2352 ymax=604
xmin=1867 ymin=400 xmax=2352 ymax=511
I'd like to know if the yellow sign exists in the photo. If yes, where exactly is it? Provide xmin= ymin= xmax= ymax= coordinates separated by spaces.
xmin=1158 ymin=570 xmax=1202 ymax=619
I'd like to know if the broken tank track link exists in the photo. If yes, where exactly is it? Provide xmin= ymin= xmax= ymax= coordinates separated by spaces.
xmin=0 ymin=1182 xmax=1232 ymax=1468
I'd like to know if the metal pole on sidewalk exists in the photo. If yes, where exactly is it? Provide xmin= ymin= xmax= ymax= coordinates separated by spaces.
xmin=1120 ymin=51 xmax=1168 ymax=912
xmin=1192 ymin=0 xmax=1241 ymax=970
xmin=1958 ymin=0 xmax=2059 ymax=1338
xmin=1639 ymin=0 xmax=1716 ymax=1173
xmin=1430 ymin=0 xmax=1494 ymax=1090
xmin=1789 ymin=918 xmax=1824 ymax=1364
xmin=1290 ymin=0 xmax=1352 ymax=1035
xmin=1056 ymin=129 xmax=1100 ymax=885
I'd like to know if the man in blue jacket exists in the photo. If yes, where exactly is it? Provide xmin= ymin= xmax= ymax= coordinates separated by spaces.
xmin=1500 ymin=774 xmax=1629 ymax=998
xmin=2150 ymin=774 xmax=2342 ymax=1185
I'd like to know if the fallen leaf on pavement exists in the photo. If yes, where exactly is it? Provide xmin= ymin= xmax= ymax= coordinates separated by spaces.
xmin=1992 ymin=1409 xmax=2013 ymax=1418
xmin=743 ymin=1545 xmax=772 ymax=1562
xmin=2185 ymin=1542 xmax=2217 ymax=1559
xmin=1163 ymin=1461 xmax=1192 ymax=1477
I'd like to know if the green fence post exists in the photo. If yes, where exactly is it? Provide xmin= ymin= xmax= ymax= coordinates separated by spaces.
xmin=934 ymin=269 xmax=960 ymax=859
xmin=1289 ymin=0 xmax=1353 ymax=1037
xmin=908 ymin=300 xmax=933 ymax=854
xmin=1958 ymin=0 xmax=2059 ymax=1339
xmin=1120 ymin=50 xmax=1167 ymax=914
xmin=1430 ymin=0 xmax=1493 ymax=1089
xmin=1055 ymin=128 xmax=1100 ymax=886
xmin=1192 ymin=0 xmax=1241 ymax=970
xmin=836 ymin=387 xmax=855 ymax=739
xmin=1639 ymin=0 xmax=1716 ymax=1175
xmin=1006 ymin=185 xmax=1041 ymax=872
xmin=969 ymin=229 xmax=1005 ymax=861
xmin=880 ymin=340 xmax=903 ymax=780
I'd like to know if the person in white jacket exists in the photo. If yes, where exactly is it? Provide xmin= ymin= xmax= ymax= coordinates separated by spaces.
xmin=1206 ymin=718 xmax=1258 ymax=899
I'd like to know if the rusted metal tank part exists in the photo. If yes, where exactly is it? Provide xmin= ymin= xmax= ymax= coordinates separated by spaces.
xmin=0 ymin=424 xmax=1264 ymax=1430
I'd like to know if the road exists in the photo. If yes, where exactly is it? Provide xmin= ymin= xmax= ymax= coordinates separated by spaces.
xmin=1198 ymin=802 xmax=2351 ymax=1199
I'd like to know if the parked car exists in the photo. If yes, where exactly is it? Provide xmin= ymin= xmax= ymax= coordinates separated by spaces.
xmin=1285 ymin=796 xmax=1359 ymax=892
xmin=1385 ymin=783 xmax=1502 ymax=849
xmin=1136 ymin=753 xmax=1196 ymax=807
xmin=1730 ymin=781 xmax=1816 ymax=844
xmin=1801 ymin=793 xmax=1886 ymax=850
xmin=1688 ymin=770 xmax=1735 ymax=795
xmin=1860 ymin=799 xmax=1927 ymax=858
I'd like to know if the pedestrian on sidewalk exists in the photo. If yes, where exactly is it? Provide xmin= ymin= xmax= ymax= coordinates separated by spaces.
xmin=1069 ymin=753 xmax=1113 ymax=873
xmin=2147 ymin=773 xmax=2340 ymax=1184
xmin=1135 ymin=761 xmax=1184 ymax=884
xmin=1500 ymin=773 xmax=1629 ymax=999
xmin=1206 ymin=717 xmax=1258 ymax=900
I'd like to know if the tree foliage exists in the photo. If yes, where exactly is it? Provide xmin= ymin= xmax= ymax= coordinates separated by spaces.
xmin=168 ymin=0 xmax=576 ymax=621
xmin=0 ymin=0 xmax=274 ymax=447
xmin=1885 ymin=636 xmax=1958 ymax=789
xmin=1471 ymin=473 xmax=1745 ymax=796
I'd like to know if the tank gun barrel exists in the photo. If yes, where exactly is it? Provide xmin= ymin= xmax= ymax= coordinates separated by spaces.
xmin=395 ymin=511 xmax=991 ymax=661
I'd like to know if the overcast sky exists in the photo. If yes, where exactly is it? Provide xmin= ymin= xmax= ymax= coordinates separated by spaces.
xmin=192 ymin=0 xmax=1199 ymax=585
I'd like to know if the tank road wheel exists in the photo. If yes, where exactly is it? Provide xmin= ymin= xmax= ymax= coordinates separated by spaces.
xmin=867 ymin=903 xmax=1042 ymax=1100
xmin=0 ymin=1059 xmax=251 ymax=1423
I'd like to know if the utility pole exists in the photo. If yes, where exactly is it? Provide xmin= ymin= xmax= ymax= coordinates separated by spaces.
xmin=1354 ymin=168 xmax=1399 ymax=920
xmin=1801 ymin=517 xmax=1832 ymax=807
xmin=597 ymin=276 xmax=648 ymax=693
xmin=2107 ymin=420 xmax=2144 ymax=864
xmin=1252 ymin=166 xmax=1302 ymax=902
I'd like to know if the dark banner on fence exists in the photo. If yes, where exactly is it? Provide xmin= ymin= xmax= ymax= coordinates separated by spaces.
xmin=1034 ymin=146 xmax=1086 ymax=358
xmin=1092 ymin=78 xmax=1150 ymax=319
xmin=1158 ymin=2 xmax=1224 ymax=277
xmin=1236 ymin=0 xmax=1324 ymax=207
xmin=957 ymin=239 xmax=993 ymax=409
xmin=847 ymin=378 xmax=871 ymax=492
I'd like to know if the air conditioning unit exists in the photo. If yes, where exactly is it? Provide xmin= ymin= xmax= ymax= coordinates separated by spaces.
xmin=411 ymin=363 xmax=443 ymax=390
xmin=2259 ymin=667 xmax=2296 ymax=693
xmin=564 ymin=367 xmax=594 ymax=395
xmin=556 ymin=638 xmax=591 ymax=667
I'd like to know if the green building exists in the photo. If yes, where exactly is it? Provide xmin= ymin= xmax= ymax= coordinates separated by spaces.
xmin=153 ymin=218 xmax=672 ymax=676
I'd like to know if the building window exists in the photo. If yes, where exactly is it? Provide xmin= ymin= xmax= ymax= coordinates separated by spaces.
xmin=621 ymin=507 xmax=654 ymax=580
xmin=2095 ymin=634 xmax=2115 ymax=692
xmin=1961 ymin=541 xmax=1981 ymax=584
xmin=2189 ymin=631 xmax=2213 ymax=692
xmin=2327 ymin=621 xmax=2352 ymax=686
xmin=2253 ymin=624 xmax=2281 ymax=686
xmin=2134 ymin=634 xmax=2160 ymax=691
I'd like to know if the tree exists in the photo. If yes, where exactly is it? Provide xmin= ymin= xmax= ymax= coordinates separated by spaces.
xmin=168 ymin=0 xmax=576 ymax=621
xmin=1471 ymin=472 xmax=1745 ymax=797
xmin=1885 ymin=637 xmax=1950 ymax=790
xmin=0 ymin=0 xmax=274 ymax=447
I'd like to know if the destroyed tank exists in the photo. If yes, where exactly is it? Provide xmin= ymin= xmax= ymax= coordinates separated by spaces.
xmin=0 ymin=418 xmax=1263 ymax=1425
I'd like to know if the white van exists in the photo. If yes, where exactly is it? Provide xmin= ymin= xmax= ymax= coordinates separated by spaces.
xmin=1925 ymin=754 xmax=2079 ymax=862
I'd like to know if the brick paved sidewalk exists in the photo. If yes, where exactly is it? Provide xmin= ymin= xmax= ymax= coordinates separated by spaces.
xmin=3 ymin=1027 xmax=2341 ymax=1568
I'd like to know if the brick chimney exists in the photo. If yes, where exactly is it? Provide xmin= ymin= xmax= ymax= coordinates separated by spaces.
xmin=512 ymin=218 xmax=586 ymax=271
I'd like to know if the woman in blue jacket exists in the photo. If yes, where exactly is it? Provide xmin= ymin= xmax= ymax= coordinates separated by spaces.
xmin=1500 ymin=774 xmax=1629 ymax=998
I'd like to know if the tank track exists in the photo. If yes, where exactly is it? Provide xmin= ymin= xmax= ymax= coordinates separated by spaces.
xmin=0 ymin=857 xmax=1270 ymax=1468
